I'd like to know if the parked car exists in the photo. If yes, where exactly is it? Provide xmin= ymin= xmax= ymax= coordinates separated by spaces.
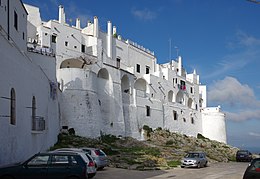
xmin=243 ymin=158 xmax=260 ymax=179
xmin=236 ymin=150 xmax=253 ymax=162
xmin=80 ymin=148 xmax=109 ymax=170
xmin=0 ymin=152 xmax=89 ymax=179
xmin=181 ymin=151 xmax=208 ymax=168
xmin=53 ymin=148 xmax=96 ymax=178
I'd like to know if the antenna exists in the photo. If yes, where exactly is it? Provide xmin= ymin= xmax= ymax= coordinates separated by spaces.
xmin=169 ymin=38 xmax=172 ymax=60
xmin=174 ymin=46 xmax=179 ymax=57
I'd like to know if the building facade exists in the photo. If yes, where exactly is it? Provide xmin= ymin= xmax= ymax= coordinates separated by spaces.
xmin=0 ymin=2 xmax=227 ymax=165
xmin=25 ymin=4 xmax=227 ymax=143
xmin=0 ymin=0 xmax=59 ymax=166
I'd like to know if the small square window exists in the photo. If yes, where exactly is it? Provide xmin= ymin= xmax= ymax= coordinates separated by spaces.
xmin=146 ymin=66 xmax=150 ymax=74
xmin=81 ymin=44 xmax=85 ymax=53
xmin=14 ymin=11 xmax=18 ymax=30
xmin=136 ymin=64 xmax=140 ymax=73
xmin=146 ymin=106 xmax=150 ymax=116
xmin=173 ymin=110 xmax=177 ymax=120
xmin=74 ymin=46 xmax=77 ymax=49
xmin=65 ymin=41 xmax=68 ymax=46
xmin=51 ymin=35 xmax=57 ymax=43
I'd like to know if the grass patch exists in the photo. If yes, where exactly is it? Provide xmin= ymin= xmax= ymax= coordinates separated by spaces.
xmin=167 ymin=160 xmax=181 ymax=167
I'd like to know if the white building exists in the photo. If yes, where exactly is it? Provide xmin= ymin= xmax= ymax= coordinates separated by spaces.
xmin=0 ymin=0 xmax=59 ymax=166
xmin=0 ymin=2 xmax=227 ymax=165
xmin=24 ymin=4 xmax=226 ymax=143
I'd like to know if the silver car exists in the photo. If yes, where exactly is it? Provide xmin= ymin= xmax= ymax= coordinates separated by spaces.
xmin=80 ymin=148 xmax=109 ymax=170
xmin=181 ymin=152 xmax=208 ymax=168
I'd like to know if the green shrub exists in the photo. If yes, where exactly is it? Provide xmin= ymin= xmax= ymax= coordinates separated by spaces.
xmin=166 ymin=139 xmax=174 ymax=146
xmin=167 ymin=160 xmax=181 ymax=167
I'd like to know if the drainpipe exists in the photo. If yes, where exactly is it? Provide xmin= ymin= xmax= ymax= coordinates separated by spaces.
xmin=7 ymin=0 xmax=10 ymax=40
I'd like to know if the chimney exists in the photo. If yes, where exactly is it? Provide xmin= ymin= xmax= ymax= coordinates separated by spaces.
xmin=178 ymin=56 xmax=182 ymax=76
xmin=107 ymin=21 xmax=112 ymax=58
xmin=113 ymin=26 xmax=117 ymax=36
xmin=76 ymin=18 xmax=80 ymax=29
xmin=59 ymin=5 xmax=65 ymax=24
xmin=93 ymin=16 xmax=99 ymax=37
xmin=87 ymin=20 xmax=92 ymax=27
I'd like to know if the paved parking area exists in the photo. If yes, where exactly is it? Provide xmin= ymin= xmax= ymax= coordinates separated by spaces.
xmin=94 ymin=162 xmax=249 ymax=179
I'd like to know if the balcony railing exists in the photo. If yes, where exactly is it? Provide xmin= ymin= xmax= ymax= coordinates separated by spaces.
xmin=32 ymin=116 xmax=45 ymax=131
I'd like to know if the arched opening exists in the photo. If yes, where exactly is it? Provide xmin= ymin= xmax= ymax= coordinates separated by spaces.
xmin=176 ymin=91 xmax=185 ymax=105
xmin=60 ymin=58 xmax=86 ymax=69
xmin=168 ymin=90 xmax=175 ymax=102
xmin=121 ymin=75 xmax=130 ymax=93
xmin=134 ymin=78 xmax=147 ymax=97
xmin=97 ymin=68 xmax=109 ymax=80
xmin=188 ymin=98 xmax=193 ymax=108
xmin=10 ymin=88 xmax=16 ymax=125
xmin=32 ymin=96 xmax=36 ymax=120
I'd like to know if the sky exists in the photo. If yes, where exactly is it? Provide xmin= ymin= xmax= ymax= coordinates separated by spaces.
xmin=22 ymin=0 xmax=260 ymax=151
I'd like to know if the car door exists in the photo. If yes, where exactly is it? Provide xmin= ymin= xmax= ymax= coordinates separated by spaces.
xmin=47 ymin=154 xmax=71 ymax=179
xmin=21 ymin=154 xmax=49 ymax=179
xmin=199 ymin=153 xmax=206 ymax=166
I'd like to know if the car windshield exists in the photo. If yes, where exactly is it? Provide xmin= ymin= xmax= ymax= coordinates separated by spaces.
xmin=95 ymin=149 xmax=106 ymax=156
xmin=237 ymin=151 xmax=248 ymax=155
xmin=185 ymin=153 xmax=200 ymax=158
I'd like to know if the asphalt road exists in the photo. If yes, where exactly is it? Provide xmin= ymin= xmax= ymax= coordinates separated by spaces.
xmin=94 ymin=162 xmax=249 ymax=179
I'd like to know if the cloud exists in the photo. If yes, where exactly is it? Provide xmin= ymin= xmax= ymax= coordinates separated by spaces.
xmin=225 ymin=110 xmax=260 ymax=121
xmin=203 ymin=31 xmax=260 ymax=80
xmin=208 ymin=76 xmax=260 ymax=107
xmin=249 ymin=132 xmax=260 ymax=137
xmin=227 ymin=30 xmax=260 ymax=49
xmin=131 ymin=8 xmax=157 ymax=21
xmin=208 ymin=77 xmax=260 ymax=121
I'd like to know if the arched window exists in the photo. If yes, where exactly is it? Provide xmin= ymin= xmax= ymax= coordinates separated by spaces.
xmin=32 ymin=96 xmax=36 ymax=121
xmin=10 ymin=88 xmax=16 ymax=125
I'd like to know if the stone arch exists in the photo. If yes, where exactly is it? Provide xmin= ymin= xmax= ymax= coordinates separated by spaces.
xmin=97 ymin=68 xmax=109 ymax=80
xmin=121 ymin=75 xmax=130 ymax=93
xmin=188 ymin=98 xmax=193 ymax=108
xmin=134 ymin=78 xmax=148 ymax=97
xmin=168 ymin=90 xmax=175 ymax=102
xmin=176 ymin=91 xmax=185 ymax=105
xmin=60 ymin=58 xmax=85 ymax=69
xmin=134 ymin=78 xmax=147 ymax=91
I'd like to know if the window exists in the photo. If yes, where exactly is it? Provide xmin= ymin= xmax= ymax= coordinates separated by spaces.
xmin=116 ymin=58 xmax=120 ymax=69
xmin=32 ymin=96 xmax=36 ymax=121
xmin=14 ymin=11 xmax=18 ymax=30
xmin=146 ymin=106 xmax=150 ymax=116
xmin=173 ymin=110 xmax=177 ymax=120
xmin=183 ymin=118 xmax=186 ymax=122
xmin=0 ymin=0 xmax=2 ymax=6
xmin=10 ymin=88 xmax=16 ymax=125
xmin=146 ymin=66 xmax=150 ymax=74
xmin=22 ymin=32 xmax=25 ymax=40
xmin=190 ymin=87 xmax=193 ymax=94
xmin=81 ymin=44 xmax=85 ymax=53
xmin=28 ymin=155 xmax=49 ymax=166
xmin=51 ymin=35 xmax=57 ymax=43
xmin=74 ymin=46 xmax=77 ymax=49
xmin=136 ymin=64 xmax=140 ymax=73
xmin=191 ymin=117 xmax=194 ymax=124
xmin=65 ymin=41 xmax=68 ymax=46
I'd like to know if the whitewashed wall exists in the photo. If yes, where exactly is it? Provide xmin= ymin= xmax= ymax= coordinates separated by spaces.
xmin=202 ymin=107 xmax=227 ymax=143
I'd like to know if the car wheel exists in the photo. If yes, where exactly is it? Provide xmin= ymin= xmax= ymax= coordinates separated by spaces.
xmin=204 ymin=161 xmax=208 ymax=167
xmin=181 ymin=166 xmax=184 ymax=168
xmin=197 ymin=162 xmax=201 ymax=168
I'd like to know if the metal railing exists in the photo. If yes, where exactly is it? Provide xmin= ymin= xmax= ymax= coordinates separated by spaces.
xmin=32 ymin=116 xmax=45 ymax=131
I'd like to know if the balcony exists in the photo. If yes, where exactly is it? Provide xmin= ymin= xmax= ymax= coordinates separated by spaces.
xmin=32 ymin=116 xmax=45 ymax=131
xmin=178 ymin=84 xmax=186 ymax=91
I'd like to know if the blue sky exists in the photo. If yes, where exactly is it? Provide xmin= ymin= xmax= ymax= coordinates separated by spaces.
xmin=22 ymin=0 xmax=260 ymax=151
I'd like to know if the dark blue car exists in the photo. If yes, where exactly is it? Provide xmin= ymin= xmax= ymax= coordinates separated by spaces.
xmin=243 ymin=158 xmax=260 ymax=179
xmin=0 ymin=152 xmax=89 ymax=179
